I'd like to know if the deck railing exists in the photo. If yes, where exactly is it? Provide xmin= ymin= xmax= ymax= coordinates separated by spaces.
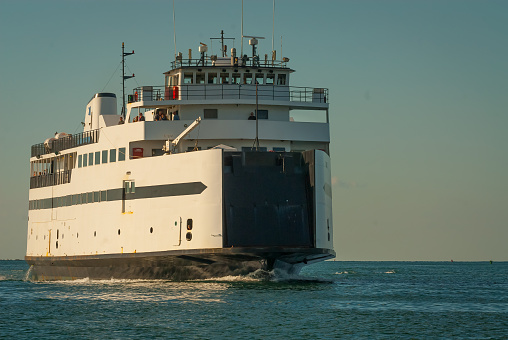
xmin=29 ymin=170 xmax=72 ymax=189
xmin=171 ymin=58 xmax=289 ymax=69
xmin=31 ymin=129 xmax=99 ymax=157
xmin=130 ymin=85 xmax=328 ymax=104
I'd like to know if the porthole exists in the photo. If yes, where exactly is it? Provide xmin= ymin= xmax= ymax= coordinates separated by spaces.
xmin=57 ymin=229 xmax=59 ymax=239
xmin=186 ymin=232 xmax=192 ymax=241
xmin=56 ymin=241 xmax=59 ymax=249
xmin=187 ymin=218 xmax=193 ymax=230
xmin=175 ymin=221 xmax=177 ymax=226
xmin=94 ymin=231 xmax=96 ymax=237
xmin=150 ymin=227 xmax=153 ymax=233
xmin=118 ymin=229 xmax=121 ymax=235
xmin=77 ymin=233 xmax=79 ymax=238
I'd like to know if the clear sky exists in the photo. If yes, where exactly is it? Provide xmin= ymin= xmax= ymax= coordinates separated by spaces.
xmin=1 ymin=0 xmax=507 ymax=260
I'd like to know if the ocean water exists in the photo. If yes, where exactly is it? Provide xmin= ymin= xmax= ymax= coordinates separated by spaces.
xmin=0 ymin=261 xmax=507 ymax=339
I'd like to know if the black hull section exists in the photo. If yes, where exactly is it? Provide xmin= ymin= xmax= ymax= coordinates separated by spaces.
xmin=25 ymin=247 xmax=335 ymax=281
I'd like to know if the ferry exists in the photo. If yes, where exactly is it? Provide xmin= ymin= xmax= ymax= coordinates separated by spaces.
xmin=25 ymin=32 xmax=334 ymax=280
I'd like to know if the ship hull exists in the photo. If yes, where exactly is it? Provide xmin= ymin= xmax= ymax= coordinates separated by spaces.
xmin=25 ymin=247 xmax=335 ymax=281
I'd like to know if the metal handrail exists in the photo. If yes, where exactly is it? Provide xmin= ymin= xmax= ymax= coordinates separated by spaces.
xmin=29 ymin=170 xmax=72 ymax=189
xmin=171 ymin=58 xmax=289 ymax=69
xmin=131 ymin=85 xmax=328 ymax=104
xmin=31 ymin=129 xmax=99 ymax=157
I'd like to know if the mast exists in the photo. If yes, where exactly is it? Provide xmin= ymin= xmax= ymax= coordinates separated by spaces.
xmin=122 ymin=42 xmax=135 ymax=118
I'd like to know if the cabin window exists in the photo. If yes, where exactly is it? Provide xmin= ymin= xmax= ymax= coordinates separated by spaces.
xmin=95 ymin=151 xmax=101 ymax=165
xmin=110 ymin=149 xmax=116 ymax=162
xmin=266 ymin=73 xmax=275 ymax=85
xmin=277 ymin=74 xmax=286 ymax=85
xmin=257 ymin=110 xmax=268 ymax=119
xmin=100 ymin=190 xmax=107 ymax=202
xmin=118 ymin=147 xmax=126 ymax=161
xmin=81 ymin=193 xmax=87 ymax=204
xmin=72 ymin=194 xmax=78 ymax=205
xmin=204 ymin=109 xmax=218 ymax=119
xmin=78 ymin=155 xmax=82 ymax=168
xmin=196 ymin=72 xmax=205 ymax=84
xmin=273 ymin=147 xmax=285 ymax=152
xmin=102 ymin=150 xmax=108 ymax=163
xmin=255 ymin=73 xmax=264 ymax=84
xmin=232 ymin=73 xmax=241 ymax=84
xmin=83 ymin=153 xmax=88 ymax=167
xmin=208 ymin=73 xmax=217 ymax=84
xmin=94 ymin=191 xmax=99 ymax=203
xmin=220 ymin=73 xmax=229 ymax=84
xmin=87 ymin=192 xmax=93 ymax=203
xmin=187 ymin=219 xmax=193 ymax=230
xmin=88 ymin=152 xmax=94 ymax=166
xmin=243 ymin=73 xmax=252 ymax=84
xmin=183 ymin=72 xmax=193 ymax=84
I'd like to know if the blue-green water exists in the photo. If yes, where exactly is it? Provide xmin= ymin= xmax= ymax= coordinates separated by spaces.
xmin=1 ymin=261 xmax=507 ymax=339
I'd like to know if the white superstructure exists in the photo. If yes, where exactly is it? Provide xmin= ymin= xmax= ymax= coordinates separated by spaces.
xmin=26 ymin=32 xmax=334 ymax=280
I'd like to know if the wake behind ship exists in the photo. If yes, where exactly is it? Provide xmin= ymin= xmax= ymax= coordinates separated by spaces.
xmin=25 ymin=32 xmax=335 ymax=280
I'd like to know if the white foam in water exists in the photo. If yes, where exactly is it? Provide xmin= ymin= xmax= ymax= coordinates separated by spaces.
xmin=384 ymin=270 xmax=396 ymax=274
xmin=196 ymin=268 xmax=333 ymax=283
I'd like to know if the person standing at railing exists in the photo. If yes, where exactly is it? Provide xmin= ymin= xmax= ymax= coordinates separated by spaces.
xmin=138 ymin=112 xmax=145 ymax=121
xmin=173 ymin=112 xmax=180 ymax=120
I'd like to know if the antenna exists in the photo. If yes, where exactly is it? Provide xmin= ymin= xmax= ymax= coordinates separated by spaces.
xmin=241 ymin=0 xmax=244 ymax=58
xmin=173 ymin=0 xmax=177 ymax=61
xmin=272 ymin=0 xmax=275 ymax=52
xmin=122 ymin=42 xmax=135 ymax=118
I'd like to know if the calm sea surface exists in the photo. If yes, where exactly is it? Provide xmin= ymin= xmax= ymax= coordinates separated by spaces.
xmin=0 ymin=260 xmax=507 ymax=339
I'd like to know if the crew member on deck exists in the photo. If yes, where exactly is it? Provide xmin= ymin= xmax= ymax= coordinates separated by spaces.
xmin=118 ymin=116 xmax=124 ymax=124
xmin=173 ymin=111 xmax=180 ymax=120
xmin=138 ymin=112 xmax=145 ymax=121
xmin=248 ymin=112 xmax=256 ymax=120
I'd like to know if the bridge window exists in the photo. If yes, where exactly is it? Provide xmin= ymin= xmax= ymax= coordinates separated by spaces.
xmin=88 ymin=152 xmax=94 ymax=166
xmin=196 ymin=72 xmax=205 ymax=84
xmin=266 ymin=73 xmax=275 ymax=85
xmin=95 ymin=151 xmax=101 ymax=165
xmin=232 ymin=73 xmax=241 ymax=84
xmin=220 ymin=73 xmax=229 ymax=84
xmin=243 ymin=73 xmax=252 ymax=84
xmin=277 ymin=74 xmax=286 ymax=85
xmin=102 ymin=150 xmax=108 ymax=164
xmin=183 ymin=72 xmax=193 ymax=84
xmin=273 ymin=147 xmax=285 ymax=152
xmin=83 ymin=153 xmax=88 ymax=167
xmin=78 ymin=155 xmax=82 ymax=168
xmin=208 ymin=73 xmax=217 ymax=84
xmin=255 ymin=73 xmax=264 ymax=84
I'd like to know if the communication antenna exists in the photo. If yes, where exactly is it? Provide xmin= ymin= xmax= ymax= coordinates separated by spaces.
xmin=173 ymin=0 xmax=177 ymax=61
xmin=241 ymin=0 xmax=244 ymax=58
xmin=122 ymin=42 xmax=135 ymax=118
xmin=272 ymin=0 xmax=275 ymax=52
xmin=210 ymin=30 xmax=235 ymax=57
